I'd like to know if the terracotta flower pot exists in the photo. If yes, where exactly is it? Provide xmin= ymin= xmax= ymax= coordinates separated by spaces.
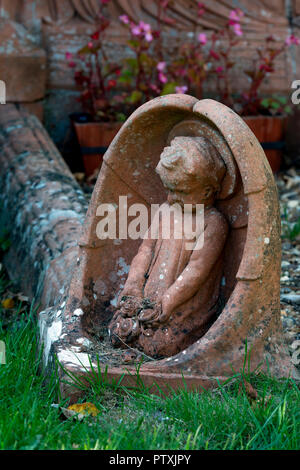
xmin=73 ymin=121 xmax=123 ymax=177
xmin=243 ymin=115 xmax=287 ymax=173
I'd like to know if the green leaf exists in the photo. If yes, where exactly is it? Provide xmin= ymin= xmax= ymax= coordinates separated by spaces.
xmin=116 ymin=113 xmax=127 ymax=122
xmin=271 ymin=101 xmax=280 ymax=109
xmin=139 ymin=53 xmax=152 ymax=66
xmin=118 ymin=76 xmax=133 ymax=85
xmin=260 ymin=98 xmax=270 ymax=108
xmin=127 ymin=40 xmax=140 ymax=49
xmin=276 ymin=95 xmax=288 ymax=105
xmin=125 ymin=57 xmax=138 ymax=69
xmin=284 ymin=105 xmax=292 ymax=114
xmin=126 ymin=90 xmax=143 ymax=104
xmin=118 ymin=68 xmax=134 ymax=84
xmin=160 ymin=82 xmax=177 ymax=95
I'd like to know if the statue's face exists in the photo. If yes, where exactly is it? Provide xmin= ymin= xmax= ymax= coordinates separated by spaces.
xmin=156 ymin=138 xmax=213 ymax=207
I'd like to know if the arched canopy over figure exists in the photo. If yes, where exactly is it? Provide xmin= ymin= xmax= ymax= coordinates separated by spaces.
xmin=63 ymin=95 xmax=294 ymax=392
xmin=108 ymin=134 xmax=229 ymax=358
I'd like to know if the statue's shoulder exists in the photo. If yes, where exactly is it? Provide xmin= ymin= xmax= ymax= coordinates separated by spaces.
xmin=205 ymin=208 xmax=228 ymax=234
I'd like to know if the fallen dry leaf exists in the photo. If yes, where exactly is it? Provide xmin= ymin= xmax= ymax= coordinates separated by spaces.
xmin=1 ymin=298 xmax=15 ymax=309
xmin=51 ymin=402 xmax=100 ymax=421
xmin=61 ymin=402 xmax=100 ymax=421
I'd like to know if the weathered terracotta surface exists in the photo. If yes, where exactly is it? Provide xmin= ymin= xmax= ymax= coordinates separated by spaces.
xmin=54 ymin=95 xmax=295 ymax=400
xmin=108 ymin=135 xmax=229 ymax=358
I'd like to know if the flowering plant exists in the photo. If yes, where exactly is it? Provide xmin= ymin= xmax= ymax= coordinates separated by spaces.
xmin=118 ymin=1 xmax=177 ymax=106
xmin=66 ymin=0 xmax=126 ymax=122
xmin=176 ymin=6 xmax=298 ymax=116
xmin=236 ymin=34 xmax=299 ymax=116
xmin=68 ymin=1 xmax=299 ymax=121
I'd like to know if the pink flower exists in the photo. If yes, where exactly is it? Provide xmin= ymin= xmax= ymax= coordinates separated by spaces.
xmin=131 ymin=24 xmax=141 ymax=36
xmin=233 ymin=23 xmax=243 ymax=36
xmin=157 ymin=61 xmax=166 ymax=71
xmin=229 ymin=8 xmax=244 ymax=36
xmin=141 ymin=22 xmax=151 ymax=32
xmin=131 ymin=21 xmax=153 ymax=41
xmin=229 ymin=9 xmax=244 ymax=23
xmin=141 ymin=22 xmax=153 ymax=41
xmin=158 ymin=72 xmax=168 ymax=83
xmin=229 ymin=10 xmax=240 ymax=22
xmin=285 ymin=34 xmax=300 ymax=45
xmin=101 ymin=0 xmax=110 ymax=3
xmin=66 ymin=52 xmax=73 ymax=61
xmin=150 ymin=84 xmax=160 ymax=93
xmin=88 ymin=41 xmax=93 ymax=48
xmin=145 ymin=32 xmax=153 ymax=42
xmin=119 ymin=14 xmax=130 ymax=25
xmin=216 ymin=66 xmax=224 ymax=73
xmin=175 ymin=86 xmax=188 ymax=94
xmin=198 ymin=33 xmax=207 ymax=45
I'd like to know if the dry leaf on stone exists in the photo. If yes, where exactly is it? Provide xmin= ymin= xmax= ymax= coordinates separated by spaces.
xmin=61 ymin=402 xmax=100 ymax=421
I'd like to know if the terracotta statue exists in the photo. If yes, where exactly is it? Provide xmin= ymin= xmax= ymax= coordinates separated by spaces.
xmin=109 ymin=135 xmax=229 ymax=358
xmin=49 ymin=96 xmax=294 ymax=398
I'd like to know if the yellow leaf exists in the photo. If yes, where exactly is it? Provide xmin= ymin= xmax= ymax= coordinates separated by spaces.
xmin=67 ymin=402 xmax=100 ymax=418
xmin=2 ymin=298 xmax=15 ymax=309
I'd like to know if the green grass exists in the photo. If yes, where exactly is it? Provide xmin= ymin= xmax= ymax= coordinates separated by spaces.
xmin=0 ymin=277 xmax=299 ymax=450
xmin=281 ymin=205 xmax=300 ymax=241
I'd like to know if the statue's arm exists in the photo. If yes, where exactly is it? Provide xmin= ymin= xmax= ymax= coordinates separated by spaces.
xmin=120 ymin=234 xmax=157 ymax=299
xmin=160 ymin=213 xmax=228 ymax=321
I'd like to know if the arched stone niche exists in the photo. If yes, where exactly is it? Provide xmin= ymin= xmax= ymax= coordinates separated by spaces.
xmin=58 ymin=95 xmax=293 ymax=396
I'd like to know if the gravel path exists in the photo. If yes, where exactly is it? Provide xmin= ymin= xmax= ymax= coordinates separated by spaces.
xmin=277 ymin=168 xmax=300 ymax=357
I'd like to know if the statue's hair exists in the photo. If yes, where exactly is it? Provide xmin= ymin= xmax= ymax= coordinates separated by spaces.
xmin=165 ymin=136 xmax=226 ymax=192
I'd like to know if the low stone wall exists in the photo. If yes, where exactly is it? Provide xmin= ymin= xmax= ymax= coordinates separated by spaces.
xmin=0 ymin=104 xmax=87 ymax=308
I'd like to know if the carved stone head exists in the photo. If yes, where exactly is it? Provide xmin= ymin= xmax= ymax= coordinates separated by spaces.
xmin=156 ymin=136 xmax=226 ymax=206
